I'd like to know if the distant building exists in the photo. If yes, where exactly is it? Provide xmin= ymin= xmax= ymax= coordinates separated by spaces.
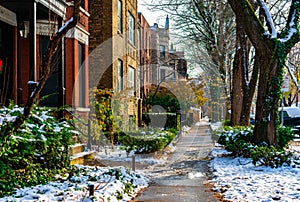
xmin=137 ymin=14 xmax=188 ymax=126
xmin=138 ymin=14 xmax=187 ymax=89
xmin=138 ymin=12 xmax=152 ymax=125
xmin=149 ymin=16 xmax=187 ymax=84
xmin=169 ymin=45 xmax=188 ymax=81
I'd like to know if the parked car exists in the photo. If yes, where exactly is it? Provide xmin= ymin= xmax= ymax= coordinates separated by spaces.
xmin=250 ymin=114 xmax=255 ymax=125
xmin=278 ymin=107 xmax=300 ymax=134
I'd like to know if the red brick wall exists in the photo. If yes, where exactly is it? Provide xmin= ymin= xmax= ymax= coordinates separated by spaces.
xmin=64 ymin=38 xmax=75 ymax=106
xmin=64 ymin=1 xmax=89 ymax=108
xmin=138 ymin=13 xmax=152 ymax=98
xmin=20 ymin=37 xmax=30 ymax=103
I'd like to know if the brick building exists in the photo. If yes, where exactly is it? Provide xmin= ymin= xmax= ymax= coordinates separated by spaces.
xmin=0 ymin=0 xmax=90 ymax=113
xmin=89 ymin=0 xmax=139 ymax=129
xmin=138 ymin=12 xmax=152 ymax=125
xmin=138 ymin=14 xmax=187 ymax=93
xmin=151 ymin=16 xmax=187 ymax=84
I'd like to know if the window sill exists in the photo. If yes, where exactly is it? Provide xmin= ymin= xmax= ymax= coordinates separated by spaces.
xmin=128 ymin=40 xmax=136 ymax=48
xmin=75 ymin=107 xmax=90 ymax=112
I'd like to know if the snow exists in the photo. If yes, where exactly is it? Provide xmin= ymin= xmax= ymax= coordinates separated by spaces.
xmin=279 ymin=10 xmax=297 ymax=42
xmin=6 ymin=137 xmax=300 ymax=201
xmin=210 ymin=143 xmax=300 ymax=201
xmin=0 ymin=106 xmax=149 ymax=201
xmin=0 ymin=165 xmax=148 ymax=202
xmin=259 ymin=0 xmax=277 ymax=38
xmin=188 ymin=172 xmax=205 ymax=179
xmin=27 ymin=81 xmax=38 ymax=85
xmin=3 ymin=108 xmax=300 ymax=202
xmin=209 ymin=121 xmax=222 ymax=131
xmin=0 ymin=115 xmax=17 ymax=125
xmin=58 ymin=17 xmax=74 ymax=34
xmin=95 ymin=146 xmax=167 ymax=165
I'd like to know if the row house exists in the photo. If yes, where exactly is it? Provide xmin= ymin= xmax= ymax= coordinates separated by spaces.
xmin=0 ymin=0 xmax=90 ymax=114
xmin=138 ymin=13 xmax=188 ymax=102
xmin=140 ymin=14 xmax=187 ymax=85
xmin=89 ymin=0 xmax=139 ymax=130
xmin=138 ymin=12 xmax=151 ymax=125
xmin=0 ymin=0 xmax=186 ymax=129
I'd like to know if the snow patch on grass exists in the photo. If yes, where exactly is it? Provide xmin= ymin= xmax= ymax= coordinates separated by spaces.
xmin=0 ymin=165 xmax=148 ymax=202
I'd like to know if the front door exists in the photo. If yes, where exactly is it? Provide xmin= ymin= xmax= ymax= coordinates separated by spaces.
xmin=40 ymin=35 xmax=61 ymax=107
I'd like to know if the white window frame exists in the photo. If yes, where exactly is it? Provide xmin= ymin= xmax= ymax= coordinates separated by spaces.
xmin=118 ymin=0 xmax=122 ymax=33
xmin=128 ymin=12 xmax=135 ymax=44
xmin=118 ymin=60 xmax=123 ymax=92
xmin=128 ymin=66 xmax=135 ymax=96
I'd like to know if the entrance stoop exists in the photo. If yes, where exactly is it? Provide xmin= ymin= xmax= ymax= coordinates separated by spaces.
xmin=69 ymin=144 xmax=97 ymax=165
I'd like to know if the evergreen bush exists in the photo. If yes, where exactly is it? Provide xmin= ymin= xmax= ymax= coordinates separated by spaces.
xmin=0 ymin=104 xmax=75 ymax=197
xmin=217 ymin=125 xmax=295 ymax=167
xmin=118 ymin=129 xmax=176 ymax=154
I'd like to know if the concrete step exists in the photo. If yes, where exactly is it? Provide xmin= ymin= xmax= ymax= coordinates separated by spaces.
xmin=70 ymin=150 xmax=97 ymax=165
xmin=69 ymin=144 xmax=85 ymax=155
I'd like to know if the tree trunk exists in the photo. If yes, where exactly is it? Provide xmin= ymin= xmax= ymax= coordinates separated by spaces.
xmin=231 ymin=20 xmax=244 ymax=126
xmin=253 ymin=48 xmax=279 ymax=145
xmin=240 ymin=53 xmax=259 ymax=125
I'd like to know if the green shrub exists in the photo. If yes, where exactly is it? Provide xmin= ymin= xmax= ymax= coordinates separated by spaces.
xmin=118 ymin=129 xmax=176 ymax=154
xmin=276 ymin=126 xmax=295 ymax=149
xmin=251 ymin=146 xmax=293 ymax=168
xmin=0 ymin=104 xmax=75 ymax=197
xmin=220 ymin=127 xmax=254 ymax=157
xmin=222 ymin=119 xmax=231 ymax=126
xmin=217 ymin=125 xmax=294 ymax=167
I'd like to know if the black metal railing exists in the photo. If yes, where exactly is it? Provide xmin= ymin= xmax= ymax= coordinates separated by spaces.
xmin=63 ymin=108 xmax=92 ymax=150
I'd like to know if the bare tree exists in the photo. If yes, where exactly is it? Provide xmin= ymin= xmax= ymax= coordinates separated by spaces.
xmin=145 ymin=0 xmax=236 ymax=122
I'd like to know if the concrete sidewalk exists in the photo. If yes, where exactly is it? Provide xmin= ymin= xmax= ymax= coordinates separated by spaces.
xmin=133 ymin=123 xmax=218 ymax=202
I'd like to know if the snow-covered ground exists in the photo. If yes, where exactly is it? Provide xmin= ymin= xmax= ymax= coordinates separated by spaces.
xmin=4 ymin=119 xmax=300 ymax=202
xmin=0 ymin=165 xmax=148 ymax=202
xmin=210 ymin=143 xmax=300 ymax=202
xmin=95 ymin=145 xmax=170 ymax=165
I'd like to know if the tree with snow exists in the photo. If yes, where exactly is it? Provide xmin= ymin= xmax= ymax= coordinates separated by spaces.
xmin=229 ymin=0 xmax=300 ymax=145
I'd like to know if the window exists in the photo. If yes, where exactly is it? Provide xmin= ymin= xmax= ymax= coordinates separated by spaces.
xmin=160 ymin=45 xmax=165 ymax=59
xmin=78 ymin=42 xmax=85 ymax=107
xmin=128 ymin=12 xmax=135 ymax=44
xmin=128 ymin=66 xmax=135 ymax=96
xmin=118 ymin=0 xmax=122 ymax=33
xmin=40 ymin=35 xmax=60 ymax=107
xmin=0 ymin=23 xmax=13 ymax=105
xmin=118 ymin=60 xmax=123 ymax=92
xmin=81 ymin=0 xmax=85 ymax=9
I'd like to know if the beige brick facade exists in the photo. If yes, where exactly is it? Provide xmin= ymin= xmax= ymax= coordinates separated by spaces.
xmin=89 ymin=0 xmax=138 ymax=129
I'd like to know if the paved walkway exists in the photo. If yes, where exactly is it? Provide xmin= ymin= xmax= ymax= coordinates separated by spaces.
xmin=133 ymin=123 xmax=217 ymax=202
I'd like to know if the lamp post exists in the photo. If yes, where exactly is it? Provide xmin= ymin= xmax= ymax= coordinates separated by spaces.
xmin=18 ymin=21 xmax=29 ymax=38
